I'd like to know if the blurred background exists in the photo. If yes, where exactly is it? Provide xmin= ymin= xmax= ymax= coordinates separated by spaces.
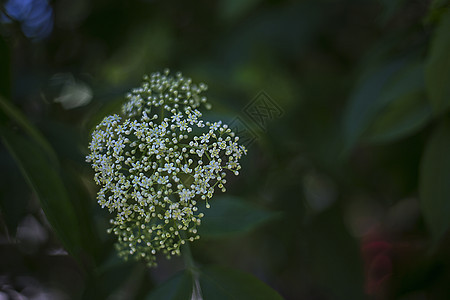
xmin=1 ymin=0 xmax=450 ymax=299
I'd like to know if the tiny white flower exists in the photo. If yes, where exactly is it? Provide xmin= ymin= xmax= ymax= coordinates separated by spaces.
xmin=87 ymin=70 xmax=246 ymax=267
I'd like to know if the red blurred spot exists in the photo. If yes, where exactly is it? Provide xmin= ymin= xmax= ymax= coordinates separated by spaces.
xmin=361 ymin=239 xmax=393 ymax=295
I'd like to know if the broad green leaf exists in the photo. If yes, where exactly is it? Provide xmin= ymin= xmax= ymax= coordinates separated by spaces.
xmin=0 ymin=95 xmax=58 ymax=164
xmin=198 ymin=196 xmax=280 ymax=238
xmin=419 ymin=119 xmax=450 ymax=241
xmin=146 ymin=270 xmax=193 ymax=300
xmin=0 ymin=129 xmax=82 ymax=259
xmin=364 ymin=92 xmax=430 ymax=143
xmin=199 ymin=265 xmax=282 ymax=300
xmin=425 ymin=10 xmax=450 ymax=114
xmin=364 ymin=63 xmax=431 ymax=143
xmin=342 ymin=59 xmax=406 ymax=153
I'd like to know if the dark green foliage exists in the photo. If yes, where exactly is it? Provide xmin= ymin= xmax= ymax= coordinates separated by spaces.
xmin=419 ymin=119 xmax=450 ymax=242
xmin=147 ymin=266 xmax=282 ymax=300
xmin=426 ymin=10 xmax=450 ymax=114
xmin=198 ymin=196 xmax=281 ymax=238
xmin=1 ymin=128 xmax=82 ymax=260
xmin=146 ymin=271 xmax=193 ymax=300
xmin=199 ymin=266 xmax=283 ymax=300
xmin=1 ymin=0 xmax=450 ymax=299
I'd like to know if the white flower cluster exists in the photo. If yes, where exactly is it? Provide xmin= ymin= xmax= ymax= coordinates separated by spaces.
xmin=86 ymin=70 xmax=247 ymax=266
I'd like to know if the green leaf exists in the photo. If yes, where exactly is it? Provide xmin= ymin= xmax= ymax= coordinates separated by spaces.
xmin=430 ymin=0 xmax=449 ymax=9
xmin=84 ymin=255 xmax=146 ymax=299
xmin=0 ymin=95 xmax=58 ymax=164
xmin=145 ymin=266 xmax=282 ymax=300
xmin=198 ymin=196 xmax=280 ymax=238
xmin=146 ymin=270 xmax=193 ymax=300
xmin=342 ymin=59 xmax=406 ymax=153
xmin=199 ymin=265 xmax=282 ymax=300
xmin=306 ymin=207 xmax=365 ymax=300
xmin=219 ymin=0 xmax=261 ymax=21
xmin=0 ymin=37 xmax=11 ymax=99
xmin=425 ymin=0 xmax=450 ymax=24
xmin=364 ymin=63 xmax=431 ymax=143
xmin=419 ymin=119 xmax=450 ymax=241
xmin=364 ymin=92 xmax=430 ymax=143
xmin=425 ymin=9 xmax=450 ymax=114
xmin=0 ymin=152 xmax=30 ymax=236
xmin=84 ymin=258 xmax=136 ymax=299
xmin=377 ymin=0 xmax=407 ymax=25
xmin=0 ymin=129 xmax=82 ymax=259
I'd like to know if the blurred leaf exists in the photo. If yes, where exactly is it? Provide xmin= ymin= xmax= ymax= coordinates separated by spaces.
xmin=101 ymin=21 xmax=173 ymax=84
xmin=83 ymin=96 xmax=125 ymax=134
xmin=216 ymin=1 xmax=324 ymax=64
xmin=219 ymin=0 xmax=261 ymax=21
xmin=39 ymin=119 xmax=103 ymax=265
xmin=41 ymin=120 xmax=85 ymax=163
xmin=364 ymin=93 xmax=430 ymax=143
xmin=0 ymin=96 xmax=58 ymax=164
xmin=377 ymin=0 xmax=407 ymax=25
xmin=306 ymin=207 xmax=365 ymax=300
xmin=63 ymin=168 xmax=102 ymax=263
xmin=419 ymin=118 xmax=450 ymax=242
xmin=198 ymin=196 xmax=280 ymax=238
xmin=146 ymin=266 xmax=281 ymax=300
xmin=0 ymin=129 xmax=82 ymax=260
xmin=85 ymin=255 xmax=144 ymax=299
xmin=425 ymin=9 xmax=450 ymax=114
xmin=430 ymin=0 xmax=450 ymax=9
xmin=342 ymin=59 xmax=406 ymax=152
xmin=364 ymin=63 xmax=431 ymax=143
xmin=199 ymin=265 xmax=282 ymax=300
xmin=0 ymin=149 xmax=29 ymax=236
xmin=0 ymin=37 xmax=10 ymax=99
xmin=146 ymin=270 xmax=193 ymax=300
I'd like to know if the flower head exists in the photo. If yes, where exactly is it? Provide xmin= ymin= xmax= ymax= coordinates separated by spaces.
xmin=86 ymin=70 xmax=246 ymax=266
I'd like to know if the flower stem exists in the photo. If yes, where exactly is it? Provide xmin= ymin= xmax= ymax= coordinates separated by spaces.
xmin=181 ymin=240 xmax=203 ymax=299
xmin=181 ymin=238 xmax=196 ymax=271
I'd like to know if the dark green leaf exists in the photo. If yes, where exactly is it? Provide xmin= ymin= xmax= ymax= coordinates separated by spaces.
xmin=430 ymin=0 xmax=449 ymax=9
xmin=377 ymin=0 xmax=407 ymax=25
xmin=419 ymin=119 xmax=450 ymax=241
xmin=425 ymin=10 xmax=450 ymax=114
xmin=306 ymin=207 xmax=365 ymax=300
xmin=364 ymin=92 xmax=430 ymax=143
xmin=199 ymin=265 xmax=283 ymax=300
xmin=146 ymin=270 xmax=193 ymax=300
xmin=0 ymin=37 xmax=10 ymax=99
xmin=83 ymin=256 xmax=137 ymax=299
xmin=425 ymin=0 xmax=450 ymax=24
xmin=219 ymin=0 xmax=261 ymax=21
xmin=83 ymin=95 xmax=126 ymax=134
xmin=0 ymin=149 xmax=30 ymax=236
xmin=364 ymin=63 xmax=431 ymax=143
xmin=0 ymin=129 xmax=82 ymax=259
xmin=342 ymin=59 xmax=406 ymax=153
xmin=198 ymin=196 xmax=280 ymax=238
xmin=0 ymin=95 xmax=58 ymax=164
